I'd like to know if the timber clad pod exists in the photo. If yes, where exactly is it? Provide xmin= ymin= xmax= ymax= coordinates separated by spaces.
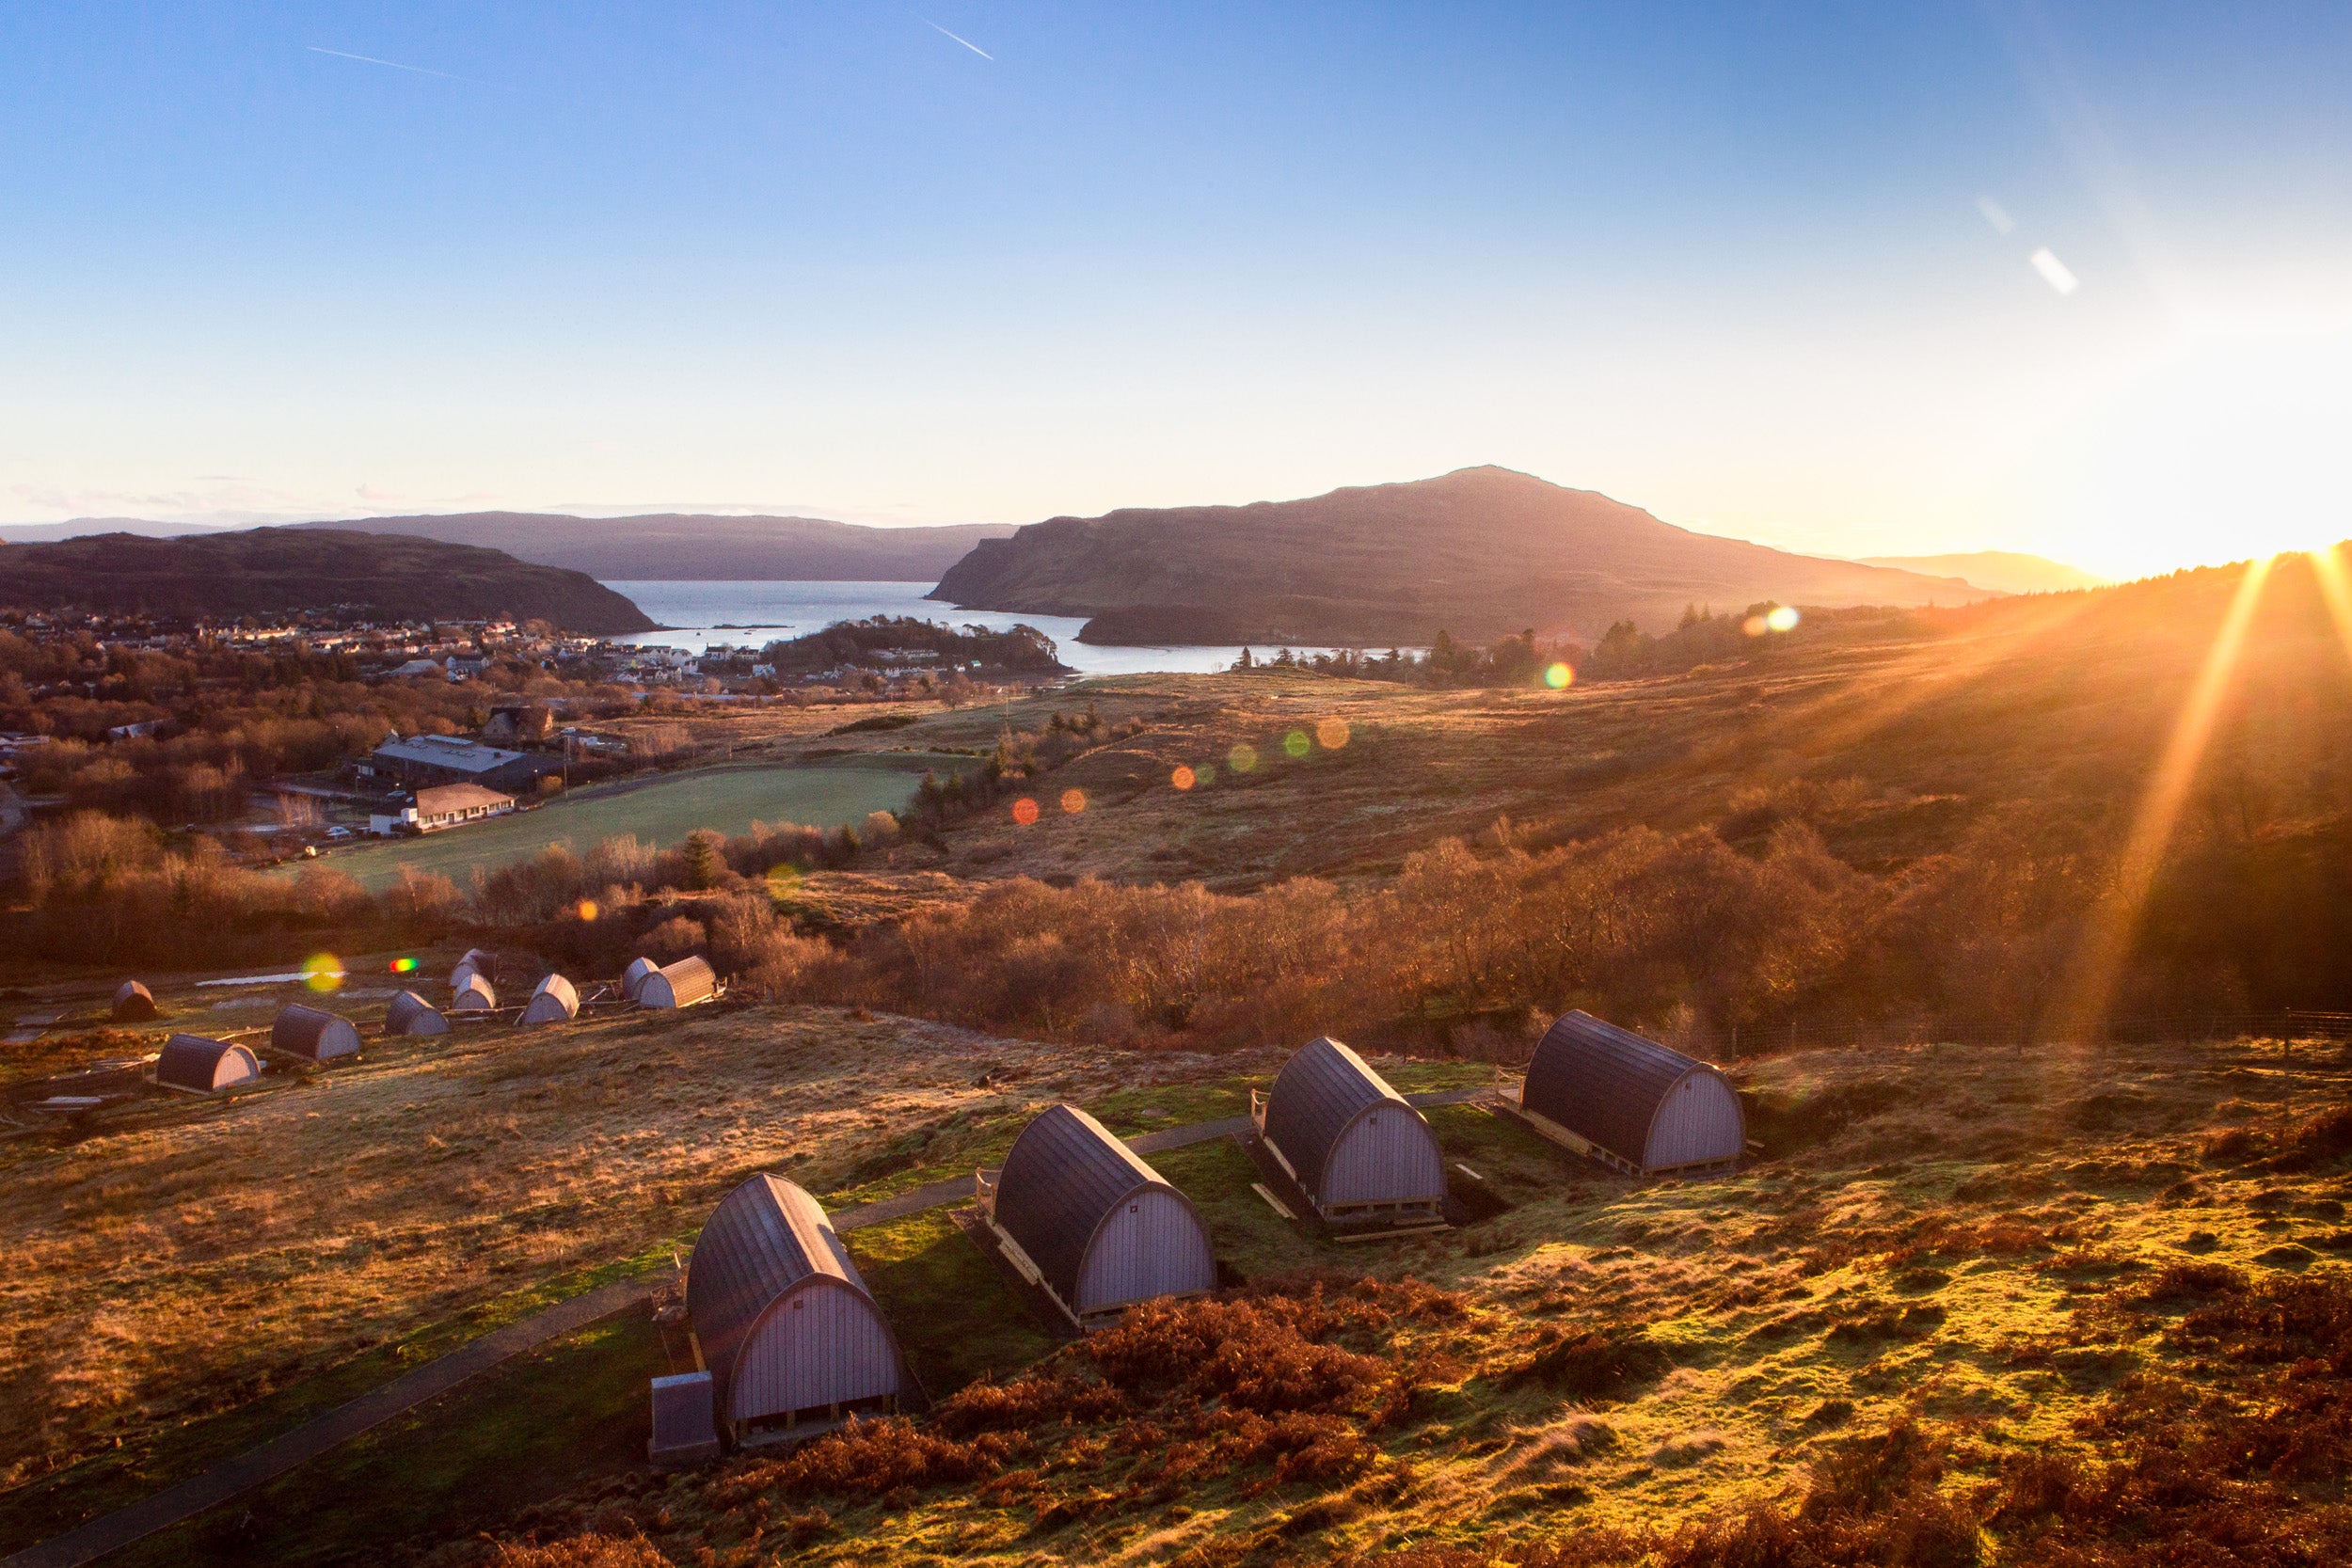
xmin=1253 ymin=1037 xmax=1446 ymax=1222
xmin=519 ymin=974 xmax=580 ymax=1026
xmin=1518 ymin=1010 xmax=1745 ymax=1175
xmin=384 ymin=990 xmax=450 ymax=1037
xmin=155 ymin=1034 xmax=262 ymax=1093
xmin=451 ymin=975 xmax=498 ymax=1013
xmin=685 ymin=1176 xmax=904 ymax=1438
xmin=451 ymin=948 xmax=499 ymax=995
xmin=622 ymin=958 xmax=657 ymax=1002
xmin=978 ymin=1104 xmax=1216 ymax=1327
xmin=112 ymin=981 xmax=159 ymax=1022
xmin=638 ymin=956 xmax=717 ymax=1010
xmin=272 ymin=1004 xmax=361 ymax=1063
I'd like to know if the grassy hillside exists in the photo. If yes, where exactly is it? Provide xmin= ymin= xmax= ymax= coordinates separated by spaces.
xmin=0 ymin=529 xmax=655 ymax=633
xmin=6 ymin=994 xmax=2342 ymax=1564
xmin=930 ymin=467 xmax=1995 ymax=644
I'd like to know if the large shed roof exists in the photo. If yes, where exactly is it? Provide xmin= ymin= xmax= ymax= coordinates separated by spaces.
xmin=993 ymin=1104 xmax=1170 ymax=1306
xmin=372 ymin=735 xmax=526 ymax=774
xmin=1263 ymin=1036 xmax=1408 ymax=1190
xmin=687 ymin=1176 xmax=876 ymax=1410
xmin=1523 ymin=1010 xmax=1707 ymax=1166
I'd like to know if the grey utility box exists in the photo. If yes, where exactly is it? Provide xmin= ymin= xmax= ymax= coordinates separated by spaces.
xmin=647 ymin=1371 xmax=722 ymax=1466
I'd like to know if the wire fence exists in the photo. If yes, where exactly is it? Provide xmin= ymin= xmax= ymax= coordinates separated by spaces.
xmin=1731 ymin=1008 xmax=2352 ymax=1057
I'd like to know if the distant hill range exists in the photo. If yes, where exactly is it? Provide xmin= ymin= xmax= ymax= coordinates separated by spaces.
xmin=930 ymin=467 xmax=1999 ymax=645
xmin=0 ymin=518 xmax=229 ymax=544
xmin=1856 ymin=550 xmax=2108 ymax=595
xmin=0 ymin=529 xmax=656 ymax=634
xmin=287 ymin=512 xmax=1016 ymax=581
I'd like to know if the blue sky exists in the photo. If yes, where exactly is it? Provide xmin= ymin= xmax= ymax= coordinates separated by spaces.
xmin=4 ymin=2 xmax=2349 ymax=576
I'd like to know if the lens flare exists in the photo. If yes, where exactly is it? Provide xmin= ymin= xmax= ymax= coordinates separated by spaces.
xmin=1283 ymin=729 xmax=1311 ymax=759
xmin=1229 ymin=743 xmax=1259 ymax=773
xmin=766 ymin=863 xmax=803 ymax=893
xmin=389 ymin=956 xmax=418 ymax=974
xmin=1171 ymin=765 xmax=1196 ymax=790
xmin=1766 ymin=606 xmax=1800 ymax=632
xmin=2056 ymin=555 xmax=2275 ymax=1039
xmin=1011 ymin=797 xmax=1041 ymax=826
xmin=577 ymin=899 xmax=599 ymax=922
xmin=1544 ymin=662 xmax=1572 ymax=689
xmin=1060 ymin=788 xmax=1086 ymax=815
xmin=2310 ymin=546 xmax=2352 ymax=666
xmin=1315 ymin=718 xmax=1350 ymax=749
xmin=302 ymin=954 xmax=344 ymax=993
xmin=1742 ymin=615 xmax=1768 ymax=636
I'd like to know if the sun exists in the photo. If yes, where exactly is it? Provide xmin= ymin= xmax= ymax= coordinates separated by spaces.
xmin=2025 ymin=324 xmax=2352 ymax=579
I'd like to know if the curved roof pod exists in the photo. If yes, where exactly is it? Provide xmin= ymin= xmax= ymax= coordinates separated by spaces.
xmin=519 ymin=974 xmax=580 ymax=1026
xmin=988 ymin=1104 xmax=1216 ymax=1323
xmin=686 ymin=1175 xmax=904 ymax=1431
xmin=112 ymin=981 xmax=159 ymax=1022
xmin=384 ymin=990 xmax=450 ymax=1037
xmin=272 ymin=1004 xmax=362 ymax=1063
xmin=1521 ymin=1011 xmax=1745 ymax=1175
xmin=1258 ymin=1037 xmax=1446 ymax=1220
xmin=450 ymin=975 xmax=499 ymax=1013
xmin=156 ymin=1034 xmax=262 ymax=1093
xmin=622 ymin=957 xmax=657 ymax=1002
xmin=638 ymin=956 xmax=717 ymax=1010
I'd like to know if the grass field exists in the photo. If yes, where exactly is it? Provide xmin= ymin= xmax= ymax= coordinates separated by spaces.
xmin=309 ymin=755 xmax=948 ymax=892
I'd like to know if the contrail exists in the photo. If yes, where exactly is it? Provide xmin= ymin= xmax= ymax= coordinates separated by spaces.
xmin=924 ymin=20 xmax=993 ymax=60
xmin=307 ymin=45 xmax=466 ymax=82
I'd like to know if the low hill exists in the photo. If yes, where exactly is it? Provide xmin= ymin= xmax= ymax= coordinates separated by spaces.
xmin=0 ymin=518 xmax=229 ymax=544
xmin=290 ymin=511 xmax=1016 ymax=581
xmin=930 ymin=467 xmax=1995 ymax=645
xmin=1858 ymin=548 xmax=2107 ymax=594
xmin=0 ymin=529 xmax=656 ymax=633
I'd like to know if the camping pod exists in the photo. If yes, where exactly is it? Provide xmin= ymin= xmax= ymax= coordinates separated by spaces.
xmin=685 ymin=1175 xmax=904 ymax=1440
xmin=155 ymin=1034 xmax=262 ymax=1094
xmin=272 ymin=1004 xmax=361 ymax=1063
xmin=1517 ymin=1010 xmax=1745 ymax=1176
xmin=451 ymin=949 xmax=494 ymax=994
xmin=977 ymin=1104 xmax=1216 ymax=1328
xmin=384 ymin=990 xmax=450 ymax=1037
xmin=451 ymin=975 xmax=498 ymax=1013
xmin=519 ymin=974 xmax=579 ymax=1026
xmin=1253 ymin=1036 xmax=1446 ymax=1223
xmin=622 ymin=957 xmax=657 ymax=1002
xmin=111 ymin=981 xmax=159 ymax=1022
xmin=638 ymin=956 xmax=718 ymax=1010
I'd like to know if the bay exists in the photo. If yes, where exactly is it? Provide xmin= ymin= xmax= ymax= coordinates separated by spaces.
xmin=600 ymin=580 xmax=1363 ymax=676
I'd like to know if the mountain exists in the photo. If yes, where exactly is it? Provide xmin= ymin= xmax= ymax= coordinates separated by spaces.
xmin=1857 ymin=550 xmax=2108 ymax=595
xmin=0 ymin=518 xmax=230 ymax=544
xmin=0 ymin=529 xmax=656 ymax=634
xmin=288 ymin=512 xmax=1017 ymax=581
xmin=930 ymin=467 xmax=1997 ymax=645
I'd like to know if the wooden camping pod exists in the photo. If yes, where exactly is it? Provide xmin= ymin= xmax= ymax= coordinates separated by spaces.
xmin=271 ymin=1004 xmax=361 ymax=1063
xmin=1253 ymin=1036 xmax=1446 ymax=1222
xmin=622 ymin=957 xmax=657 ymax=1002
xmin=111 ymin=980 xmax=159 ymax=1022
xmin=685 ymin=1175 xmax=905 ymax=1438
xmin=450 ymin=975 xmax=499 ymax=1013
xmin=519 ymin=974 xmax=580 ymax=1026
xmin=384 ymin=990 xmax=450 ymax=1037
xmin=1516 ymin=1010 xmax=1745 ymax=1175
xmin=977 ymin=1104 xmax=1217 ymax=1327
xmin=155 ymin=1034 xmax=262 ymax=1093
xmin=637 ymin=956 xmax=718 ymax=1010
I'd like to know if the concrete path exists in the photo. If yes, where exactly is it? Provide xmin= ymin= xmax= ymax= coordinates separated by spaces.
xmin=7 ymin=1083 xmax=1496 ymax=1567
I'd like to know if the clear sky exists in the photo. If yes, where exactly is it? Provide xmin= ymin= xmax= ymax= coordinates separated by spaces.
xmin=4 ymin=2 xmax=2348 ymax=578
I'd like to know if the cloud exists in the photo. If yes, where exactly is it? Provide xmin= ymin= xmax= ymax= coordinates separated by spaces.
xmin=307 ymin=45 xmax=469 ymax=84
xmin=923 ymin=20 xmax=993 ymax=60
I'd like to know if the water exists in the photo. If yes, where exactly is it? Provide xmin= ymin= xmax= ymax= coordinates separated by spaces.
xmin=601 ymin=580 xmax=1349 ymax=676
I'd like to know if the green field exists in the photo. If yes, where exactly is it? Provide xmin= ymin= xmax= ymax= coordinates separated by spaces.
xmin=311 ymin=756 xmax=946 ymax=891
